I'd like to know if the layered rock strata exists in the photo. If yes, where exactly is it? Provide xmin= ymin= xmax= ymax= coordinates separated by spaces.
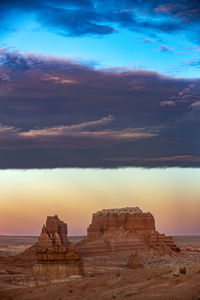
xmin=127 ymin=253 xmax=143 ymax=269
xmin=33 ymin=215 xmax=84 ymax=278
xmin=78 ymin=207 xmax=180 ymax=255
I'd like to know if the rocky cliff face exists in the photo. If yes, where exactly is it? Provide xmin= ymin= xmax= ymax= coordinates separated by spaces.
xmin=87 ymin=207 xmax=155 ymax=239
xmin=37 ymin=215 xmax=68 ymax=248
xmin=126 ymin=252 xmax=144 ymax=269
xmin=33 ymin=215 xmax=84 ymax=278
xmin=78 ymin=207 xmax=180 ymax=255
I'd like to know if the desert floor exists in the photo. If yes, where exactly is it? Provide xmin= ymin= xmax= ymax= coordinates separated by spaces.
xmin=0 ymin=236 xmax=200 ymax=300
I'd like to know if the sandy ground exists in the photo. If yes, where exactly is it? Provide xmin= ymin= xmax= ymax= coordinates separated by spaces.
xmin=0 ymin=236 xmax=200 ymax=300
xmin=173 ymin=236 xmax=200 ymax=248
xmin=1 ymin=235 xmax=200 ymax=253
xmin=1 ymin=262 xmax=200 ymax=300
xmin=0 ymin=236 xmax=84 ymax=254
xmin=0 ymin=236 xmax=37 ymax=254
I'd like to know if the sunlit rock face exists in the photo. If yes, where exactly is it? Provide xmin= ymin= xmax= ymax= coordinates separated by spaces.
xmin=33 ymin=215 xmax=84 ymax=278
xmin=78 ymin=207 xmax=180 ymax=255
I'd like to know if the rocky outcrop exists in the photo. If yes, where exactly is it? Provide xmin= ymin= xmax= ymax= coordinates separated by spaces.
xmin=78 ymin=207 xmax=180 ymax=256
xmin=0 ymin=245 xmax=37 ymax=275
xmin=33 ymin=215 xmax=84 ymax=278
xmin=126 ymin=253 xmax=143 ymax=269
xmin=87 ymin=207 xmax=155 ymax=239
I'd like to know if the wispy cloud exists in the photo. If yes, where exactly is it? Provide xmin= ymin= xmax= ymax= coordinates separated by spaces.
xmin=159 ymin=45 xmax=184 ymax=55
xmin=160 ymin=45 xmax=174 ymax=53
xmin=160 ymin=100 xmax=176 ymax=107
xmin=141 ymin=38 xmax=155 ymax=44
xmin=0 ymin=116 xmax=158 ymax=150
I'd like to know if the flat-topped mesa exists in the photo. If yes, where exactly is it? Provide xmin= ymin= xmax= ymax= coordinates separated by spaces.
xmin=87 ymin=207 xmax=155 ymax=240
xmin=33 ymin=215 xmax=84 ymax=278
xmin=77 ymin=207 xmax=180 ymax=255
xmin=94 ymin=207 xmax=144 ymax=216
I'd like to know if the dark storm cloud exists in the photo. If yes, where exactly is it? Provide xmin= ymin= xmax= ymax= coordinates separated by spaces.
xmin=0 ymin=49 xmax=200 ymax=168
xmin=0 ymin=0 xmax=200 ymax=39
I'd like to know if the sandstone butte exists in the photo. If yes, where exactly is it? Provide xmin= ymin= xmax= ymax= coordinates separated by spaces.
xmin=33 ymin=215 xmax=84 ymax=278
xmin=77 ymin=207 xmax=180 ymax=255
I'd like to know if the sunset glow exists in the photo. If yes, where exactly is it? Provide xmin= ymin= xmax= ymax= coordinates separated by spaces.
xmin=0 ymin=167 xmax=199 ymax=236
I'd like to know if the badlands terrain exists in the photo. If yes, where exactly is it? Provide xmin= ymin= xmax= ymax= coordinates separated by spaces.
xmin=0 ymin=208 xmax=200 ymax=300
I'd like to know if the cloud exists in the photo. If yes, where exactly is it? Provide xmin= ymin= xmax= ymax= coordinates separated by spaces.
xmin=159 ymin=45 xmax=184 ymax=55
xmin=103 ymin=155 xmax=200 ymax=168
xmin=0 ymin=0 xmax=200 ymax=41
xmin=0 ymin=123 xmax=157 ymax=150
xmin=185 ymin=59 xmax=200 ymax=68
xmin=160 ymin=100 xmax=176 ymax=107
xmin=150 ymin=155 xmax=200 ymax=162
xmin=160 ymin=45 xmax=174 ymax=53
xmin=141 ymin=38 xmax=155 ymax=44
xmin=0 ymin=49 xmax=200 ymax=168
xmin=160 ymin=83 xmax=200 ymax=107
xmin=0 ymin=115 xmax=157 ymax=149
xmin=191 ymin=101 xmax=200 ymax=109
xmin=43 ymin=75 xmax=78 ymax=85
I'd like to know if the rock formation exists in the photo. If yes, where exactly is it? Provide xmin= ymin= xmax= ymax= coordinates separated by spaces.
xmin=78 ymin=207 xmax=180 ymax=255
xmin=126 ymin=253 xmax=143 ymax=269
xmin=33 ymin=215 xmax=84 ymax=278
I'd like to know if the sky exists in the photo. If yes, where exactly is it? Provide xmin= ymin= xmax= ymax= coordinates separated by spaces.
xmin=1 ymin=168 xmax=200 ymax=236
xmin=0 ymin=0 xmax=200 ymax=235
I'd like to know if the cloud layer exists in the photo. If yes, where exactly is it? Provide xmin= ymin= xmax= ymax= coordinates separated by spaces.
xmin=0 ymin=49 xmax=200 ymax=168
xmin=1 ymin=0 xmax=200 ymax=41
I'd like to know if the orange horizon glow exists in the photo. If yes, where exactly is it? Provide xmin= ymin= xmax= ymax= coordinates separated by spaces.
xmin=0 ymin=167 xmax=200 ymax=236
